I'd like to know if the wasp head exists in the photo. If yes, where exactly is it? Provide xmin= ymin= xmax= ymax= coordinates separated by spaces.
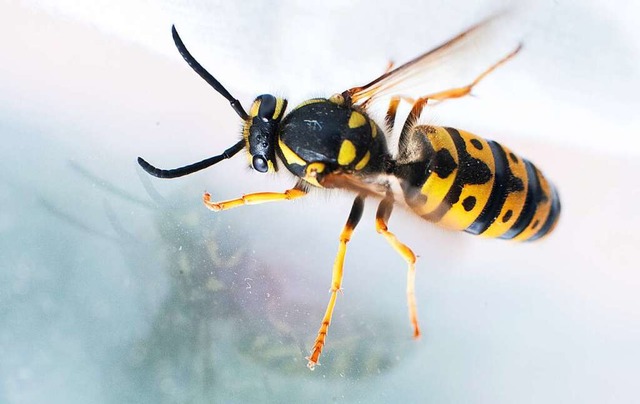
xmin=137 ymin=28 xmax=290 ymax=179
xmin=244 ymin=94 xmax=288 ymax=173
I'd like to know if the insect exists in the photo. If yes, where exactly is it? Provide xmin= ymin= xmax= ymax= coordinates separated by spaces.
xmin=138 ymin=20 xmax=561 ymax=370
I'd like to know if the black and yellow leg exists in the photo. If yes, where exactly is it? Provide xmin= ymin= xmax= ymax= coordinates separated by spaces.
xmin=203 ymin=181 xmax=307 ymax=212
xmin=375 ymin=195 xmax=420 ymax=338
xmin=421 ymin=45 xmax=522 ymax=103
xmin=384 ymin=96 xmax=401 ymax=133
xmin=384 ymin=95 xmax=424 ymax=133
xmin=307 ymin=194 xmax=366 ymax=370
xmin=397 ymin=97 xmax=428 ymax=145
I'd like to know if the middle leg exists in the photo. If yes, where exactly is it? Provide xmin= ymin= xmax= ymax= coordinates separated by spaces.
xmin=375 ymin=194 xmax=421 ymax=338
xmin=384 ymin=95 xmax=424 ymax=134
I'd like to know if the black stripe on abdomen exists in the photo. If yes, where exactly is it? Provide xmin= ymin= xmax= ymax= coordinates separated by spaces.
xmin=499 ymin=159 xmax=539 ymax=240
xmin=527 ymin=186 xmax=561 ymax=241
xmin=422 ymin=127 xmax=492 ymax=223
xmin=465 ymin=140 xmax=508 ymax=235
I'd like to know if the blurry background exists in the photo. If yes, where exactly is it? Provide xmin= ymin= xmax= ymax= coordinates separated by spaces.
xmin=1 ymin=0 xmax=639 ymax=402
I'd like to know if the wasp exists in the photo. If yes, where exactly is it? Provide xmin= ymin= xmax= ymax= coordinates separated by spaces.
xmin=138 ymin=20 xmax=561 ymax=370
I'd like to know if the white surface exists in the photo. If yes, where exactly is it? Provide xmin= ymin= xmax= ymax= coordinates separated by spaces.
xmin=1 ymin=1 xmax=640 ymax=403
xmin=14 ymin=0 xmax=640 ymax=156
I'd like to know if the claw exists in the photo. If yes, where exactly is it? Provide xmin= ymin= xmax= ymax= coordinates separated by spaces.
xmin=306 ymin=356 xmax=320 ymax=370
xmin=203 ymin=192 xmax=222 ymax=211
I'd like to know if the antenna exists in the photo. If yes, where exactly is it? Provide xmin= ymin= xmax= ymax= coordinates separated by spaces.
xmin=172 ymin=25 xmax=248 ymax=120
xmin=137 ymin=140 xmax=245 ymax=179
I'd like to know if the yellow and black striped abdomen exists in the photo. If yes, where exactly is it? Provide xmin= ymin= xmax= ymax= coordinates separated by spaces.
xmin=395 ymin=125 xmax=560 ymax=241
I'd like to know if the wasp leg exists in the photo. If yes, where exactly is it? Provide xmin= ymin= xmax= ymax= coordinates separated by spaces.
xmin=384 ymin=96 xmax=423 ymax=133
xmin=421 ymin=45 xmax=522 ymax=102
xmin=375 ymin=195 xmax=420 ymax=338
xmin=203 ymin=181 xmax=307 ymax=212
xmin=397 ymin=97 xmax=429 ymax=145
xmin=307 ymin=194 xmax=365 ymax=370
xmin=384 ymin=97 xmax=401 ymax=133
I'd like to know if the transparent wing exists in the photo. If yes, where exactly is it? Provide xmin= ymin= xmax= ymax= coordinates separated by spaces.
xmin=320 ymin=172 xmax=389 ymax=198
xmin=344 ymin=14 xmax=522 ymax=107
xmin=319 ymin=171 xmax=416 ymax=214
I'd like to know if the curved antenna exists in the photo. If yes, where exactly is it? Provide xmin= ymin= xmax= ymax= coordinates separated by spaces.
xmin=137 ymin=140 xmax=245 ymax=179
xmin=172 ymin=25 xmax=249 ymax=120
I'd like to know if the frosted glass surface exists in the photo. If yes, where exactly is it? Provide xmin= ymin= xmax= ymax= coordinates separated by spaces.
xmin=1 ymin=1 xmax=639 ymax=403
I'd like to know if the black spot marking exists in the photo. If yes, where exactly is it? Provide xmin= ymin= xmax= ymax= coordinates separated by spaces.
xmin=507 ymin=176 xmax=525 ymax=193
xmin=424 ymin=128 xmax=492 ymax=222
xmin=533 ymin=167 xmax=549 ymax=205
xmin=505 ymin=156 xmax=525 ymax=194
xmin=540 ymin=190 xmax=549 ymax=203
xmin=434 ymin=149 xmax=456 ymax=179
xmin=532 ymin=219 xmax=539 ymax=230
xmin=466 ymin=141 xmax=505 ymax=235
xmin=509 ymin=152 xmax=518 ymax=163
xmin=528 ymin=186 xmax=561 ymax=241
xmin=468 ymin=141 xmax=526 ymax=236
xmin=500 ymin=160 xmax=541 ymax=240
xmin=507 ymin=178 xmax=524 ymax=193
xmin=502 ymin=209 xmax=513 ymax=223
xmin=470 ymin=139 xmax=483 ymax=150
xmin=462 ymin=196 xmax=476 ymax=212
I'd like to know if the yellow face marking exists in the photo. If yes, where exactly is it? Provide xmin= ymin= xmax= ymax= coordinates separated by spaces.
xmin=370 ymin=120 xmax=378 ymax=138
xmin=278 ymin=138 xmax=307 ymax=166
xmin=273 ymin=98 xmax=286 ymax=120
xmin=337 ymin=140 xmax=357 ymax=166
xmin=355 ymin=151 xmax=370 ymax=170
xmin=249 ymin=99 xmax=261 ymax=117
xmin=348 ymin=111 xmax=366 ymax=129
xmin=243 ymin=101 xmax=259 ymax=142
xmin=304 ymin=162 xmax=326 ymax=188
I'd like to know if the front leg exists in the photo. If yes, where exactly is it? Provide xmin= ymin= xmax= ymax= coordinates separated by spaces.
xmin=203 ymin=181 xmax=307 ymax=211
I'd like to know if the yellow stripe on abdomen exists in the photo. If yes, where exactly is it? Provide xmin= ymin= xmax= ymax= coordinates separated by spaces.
xmin=513 ymin=167 xmax=554 ymax=241
xmin=413 ymin=126 xmax=459 ymax=216
xmin=438 ymin=129 xmax=496 ymax=230
xmin=479 ymin=144 xmax=529 ymax=238
xmin=397 ymin=126 xmax=560 ymax=241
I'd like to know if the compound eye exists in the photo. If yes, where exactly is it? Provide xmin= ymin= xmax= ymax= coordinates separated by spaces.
xmin=252 ymin=155 xmax=269 ymax=173
xmin=257 ymin=95 xmax=277 ymax=121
